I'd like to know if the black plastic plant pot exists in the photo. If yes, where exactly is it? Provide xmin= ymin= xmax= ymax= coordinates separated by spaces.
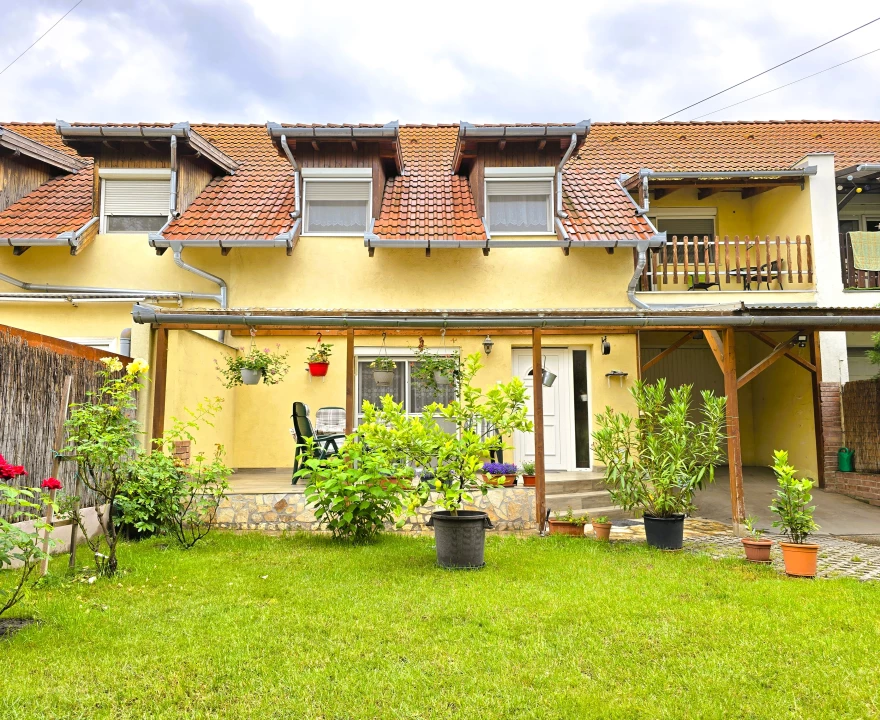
xmin=427 ymin=510 xmax=493 ymax=569
xmin=643 ymin=514 xmax=685 ymax=550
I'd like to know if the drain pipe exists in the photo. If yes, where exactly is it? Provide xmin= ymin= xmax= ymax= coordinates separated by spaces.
xmin=169 ymin=135 xmax=180 ymax=218
xmin=627 ymin=241 xmax=651 ymax=310
xmin=170 ymin=241 xmax=228 ymax=342
xmin=0 ymin=270 xmax=218 ymax=301
xmin=279 ymin=134 xmax=302 ymax=220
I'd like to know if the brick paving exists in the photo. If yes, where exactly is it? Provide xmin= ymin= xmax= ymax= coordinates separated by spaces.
xmin=604 ymin=517 xmax=880 ymax=582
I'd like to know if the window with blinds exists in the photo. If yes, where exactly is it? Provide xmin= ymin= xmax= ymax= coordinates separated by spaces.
xmin=102 ymin=178 xmax=170 ymax=233
xmin=304 ymin=180 xmax=371 ymax=234
xmin=486 ymin=178 xmax=553 ymax=234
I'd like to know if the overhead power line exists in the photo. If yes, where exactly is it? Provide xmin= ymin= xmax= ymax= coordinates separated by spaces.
xmin=657 ymin=15 xmax=880 ymax=120
xmin=691 ymin=46 xmax=880 ymax=120
xmin=0 ymin=0 xmax=86 ymax=79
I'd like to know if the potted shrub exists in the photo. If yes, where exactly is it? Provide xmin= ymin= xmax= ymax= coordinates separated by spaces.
xmin=741 ymin=514 xmax=772 ymax=563
xmin=358 ymin=353 xmax=532 ymax=568
xmin=769 ymin=450 xmax=820 ymax=577
xmin=590 ymin=514 xmax=612 ymax=541
xmin=520 ymin=461 xmax=536 ymax=487
xmin=306 ymin=341 xmax=333 ymax=377
xmin=548 ymin=507 xmax=586 ymax=536
xmin=370 ymin=356 xmax=397 ymax=386
xmin=218 ymin=345 xmax=290 ymax=387
xmin=592 ymin=380 xmax=726 ymax=550
xmin=482 ymin=461 xmax=517 ymax=487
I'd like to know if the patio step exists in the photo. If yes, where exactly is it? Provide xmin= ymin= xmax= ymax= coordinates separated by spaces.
xmin=545 ymin=472 xmax=607 ymax=495
xmin=546 ymin=488 xmax=629 ymax=519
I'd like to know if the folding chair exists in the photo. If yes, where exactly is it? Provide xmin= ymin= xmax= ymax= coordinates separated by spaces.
xmin=291 ymin=402 xmax=345 ymax=484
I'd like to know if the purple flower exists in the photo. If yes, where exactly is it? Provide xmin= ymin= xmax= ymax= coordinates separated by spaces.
xmin=482 ymin=462 xmax=517 ymax=475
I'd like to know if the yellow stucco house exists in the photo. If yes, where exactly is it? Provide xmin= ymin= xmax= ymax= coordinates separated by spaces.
xmin=3 ymin=118 xmax=880 ymax=525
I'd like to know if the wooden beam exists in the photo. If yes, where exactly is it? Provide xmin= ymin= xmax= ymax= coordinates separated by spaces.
xmin=537 ymin=139 xmax=546 ymax=151
xmin=231 ymin=327 xmax=641 ymax=338
xmin=648 ymin=178 xmax=803 ymax=190
xmin=704 ymin=330 xmax=725 ymax=371
xmin=740 ymin=186 xmax=773 ymax=199
xmin=640 ymin=331 xmax=695 ymax=374
xmin=697 ymin=187 xmax=721 ymax=200
xmin=722 ymin=328 xmax=745 ymax=533
xmin=531 ymin=328 xmax=546 ymax=534
xmin=12 ymin=246 xmax=29 ymax=256
xmin=151 ymin=327 xmax=169 ymax=445
xmin=748 ymin=330 xmax=816 ymax=373
xmin=350 ymin=140 xmax=358 ymax=152
xmin=736 ymin=332 xmax=800 ymax=389
xmin=345 ymin=327 xmax=355 ymax=435
xmin=498 ymin=139 xmax=506 ymax=151
xmin=809 ymin=332 xmax=825 ymax=488
xmin=311 ymin=140 xmax=320 ymax=152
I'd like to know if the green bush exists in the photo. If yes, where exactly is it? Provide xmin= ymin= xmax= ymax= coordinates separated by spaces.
xmin=769 ymin=450 xmax=818 ymax=543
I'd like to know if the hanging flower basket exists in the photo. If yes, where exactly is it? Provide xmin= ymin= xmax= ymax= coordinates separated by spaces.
xmin=370 ymin=353 xmax=397 ymax=386
xmin=306 ymin=336 xmax=333 ymax=377
xmin=240 ymin=368 xmax=262 ymax=385
xmin=217 ymin=344 xmax=290 ymax=389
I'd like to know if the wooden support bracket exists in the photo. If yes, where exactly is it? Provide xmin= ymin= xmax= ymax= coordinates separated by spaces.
xmin=737 ymin=331 xmax=801 ymax=389
xmin=748 ymin=330 xmax=815 ymax=373
xmin=640 ymin=331 xmax=694 ymax=374
xmin=704 ymin=330 xmax=725 ymax=370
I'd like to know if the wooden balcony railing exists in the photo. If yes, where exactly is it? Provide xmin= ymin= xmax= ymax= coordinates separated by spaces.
xmin=839 ymin=232 xmax=880 ymax=289
xmin=640 ymin=234 xmax=813 ymax=291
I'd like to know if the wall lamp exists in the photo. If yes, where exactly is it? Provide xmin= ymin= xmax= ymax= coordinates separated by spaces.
xmin=797 ymin=334 xmax=808 ymax=348
xmin=601 ymin=336 xmax=611 ymax=355
xmin=482 ymin=335 xmax=494 ymax=355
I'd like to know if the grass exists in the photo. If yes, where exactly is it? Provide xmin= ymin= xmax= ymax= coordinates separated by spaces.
xmin=2 ymin=532 xmax=879 ymax=720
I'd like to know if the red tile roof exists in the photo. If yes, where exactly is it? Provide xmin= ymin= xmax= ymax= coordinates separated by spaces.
xmin=0 ymin=123 xmax=93 ymax=239
xmin=3 ymin=119 xmax=880 ymax=245
xmin=374 ymin=125 xmax=485 ymax=241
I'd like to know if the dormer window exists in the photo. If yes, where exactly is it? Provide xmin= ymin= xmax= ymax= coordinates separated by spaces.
xmin=303 ymin=168 xmax=372 ymax=235
xmin=99 ymin=168 xmax=170 ymax=233
xmin=485 ymin=167 xmax=554 ymax=235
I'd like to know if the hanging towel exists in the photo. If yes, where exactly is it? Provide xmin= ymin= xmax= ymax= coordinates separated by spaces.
xmin=849 ymin=231 xmax=880 ymax=271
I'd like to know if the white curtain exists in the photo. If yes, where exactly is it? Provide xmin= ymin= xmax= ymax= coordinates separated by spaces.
xmin=488 ymin=195 xmax=549 ymax=232
xmin=307 ymin=200 xmax=368 ymax=233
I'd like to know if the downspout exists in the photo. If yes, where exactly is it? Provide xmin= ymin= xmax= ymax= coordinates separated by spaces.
xmin=279 ymin=134 xmax=302 ymax=220
xmin=170 ymin=241 xmax=227 ymax=342
xmin=554 ymin=132 xmax=578 ymax=249
xmin=169 ymin=135 xmax=180 ymax=218
xmin=627 ymin=241 xmax=651 ymax=309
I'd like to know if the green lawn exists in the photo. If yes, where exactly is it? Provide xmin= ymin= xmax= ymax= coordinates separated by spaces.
xmin=2 ymin=532 xmax=879 ymax=720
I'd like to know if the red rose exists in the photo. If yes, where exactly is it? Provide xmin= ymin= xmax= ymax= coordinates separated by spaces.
xmin=41 ymin=477 xmax=62 ymax=490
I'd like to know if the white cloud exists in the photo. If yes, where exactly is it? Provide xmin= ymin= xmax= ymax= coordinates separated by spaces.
xmin=0 ymin=0 xmax=878 ymax=123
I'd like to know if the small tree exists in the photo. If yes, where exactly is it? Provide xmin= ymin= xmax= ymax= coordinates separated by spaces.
xmin=65 ymin=357 xmax=149 ymax=576
xmin=592 ymin=379 xmax=726 ymax=518
xmin=0 ymin=459 xmax=54 ymax=617
xmin=358 ymin=352 xmax=533 ymax=517
xmin=769 ymin=449 xmax=819 ymax=543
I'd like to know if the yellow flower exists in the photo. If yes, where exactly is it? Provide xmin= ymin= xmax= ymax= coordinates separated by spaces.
xmin=101 ymin=357 xmax=124 ymax=373
xmin=126 ymin=358 xmax=149 ymax=375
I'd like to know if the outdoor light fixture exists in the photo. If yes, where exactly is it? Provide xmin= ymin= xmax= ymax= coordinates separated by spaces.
xmin=482 ymin=335 xmax=494 ymax=355
xmin=601 ymin=336 xmax=611 ymax=355
xmin=797 ymin=334 xmax=808 ymax=348
xmin=693 ymin=330 xmax=704 ymax=340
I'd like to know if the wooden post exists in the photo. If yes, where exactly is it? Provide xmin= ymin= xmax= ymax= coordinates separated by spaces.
xmin=151 ymin=327 xmax=169 ymax=444
xmin=722 ymin=328 xmax=746 ymax=534
xmin=809 ymin=332 xmax=825 ymax=488
xmin=345 ymin=327 xmax=355 ymax=435
xmin=531 ymin=328 xmax=546 ymax=533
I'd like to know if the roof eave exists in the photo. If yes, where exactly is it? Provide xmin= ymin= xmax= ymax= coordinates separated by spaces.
xmin=0 ymin=127 xmax=88 ymax=174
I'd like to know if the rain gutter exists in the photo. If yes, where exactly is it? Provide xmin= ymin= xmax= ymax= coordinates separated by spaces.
xmin=1 ymin=217 xmax=99 ymax=254
xmin=131 ymin=306 xmax=880 ymax=330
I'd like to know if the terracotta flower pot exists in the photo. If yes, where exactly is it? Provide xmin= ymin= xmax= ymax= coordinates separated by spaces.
xmin=741 ymin=538 xmax=772 ymax=563
xmin=548 ymin=519 xmax=585 ymax=537
xmin=308 ymin=362 xmax=329 ymax=377
xmin=482 ymin=474 xmax=516 ymax=487
xmin=780 ymin=542 xmax=819 ymax=577
xmin=592 ymin=521 xmax=612 ymax=541
xmin=522 ymin=474 xmax=536 ymax=487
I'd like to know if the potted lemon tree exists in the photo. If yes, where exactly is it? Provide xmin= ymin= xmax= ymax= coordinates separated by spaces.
xmin=592 ymin=380 xmax=726 ymax=550
xmin=769 ymin=450 xmax=820 ymax=577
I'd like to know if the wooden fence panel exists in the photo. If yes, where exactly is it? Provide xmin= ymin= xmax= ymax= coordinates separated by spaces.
xmin=842 ymin=379 xmax=880 ymax=473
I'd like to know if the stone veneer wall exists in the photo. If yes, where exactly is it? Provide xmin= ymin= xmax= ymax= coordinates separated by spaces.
xmin=214 ymin=487 xmax=537 ymax=533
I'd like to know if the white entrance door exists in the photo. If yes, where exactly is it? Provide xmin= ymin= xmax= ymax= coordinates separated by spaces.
xmin=513 ymin=348 xmax=573 ymax=471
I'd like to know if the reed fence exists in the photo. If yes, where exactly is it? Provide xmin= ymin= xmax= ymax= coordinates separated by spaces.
xmin=640 ymin=234 xmax=813 ymax=291
xmin=842 ymin=378 xmax=880 ymax=474
xmin=0 ymin=325 xmax=130 ymax=520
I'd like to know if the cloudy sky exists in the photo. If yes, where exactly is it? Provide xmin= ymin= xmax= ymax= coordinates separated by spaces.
xmin=1 ymin=0 xmax=879 ymax=125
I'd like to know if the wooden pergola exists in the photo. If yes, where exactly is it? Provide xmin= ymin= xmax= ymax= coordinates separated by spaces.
xmin=136 ymin=304 xmax=880 ymax=533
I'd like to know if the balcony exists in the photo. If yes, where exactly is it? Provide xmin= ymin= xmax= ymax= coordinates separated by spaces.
xmin=638 ymin=234 xmax=815 ymax=295
xmin=839 ymin=233 xmax=880 ymax=290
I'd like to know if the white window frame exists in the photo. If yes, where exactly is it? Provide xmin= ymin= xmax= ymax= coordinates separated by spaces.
xmin=302 ymin=167 xmax=372 ymax=237
xmin=838 ymin=213 xmax=880 ymax=232
xmin=484 ymin=166 xmax=555 ymax=236
xmin=98 ymin=168 xmax=172 ymax=234
xmin=353 ymin=346 xmax=458 ymax=426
